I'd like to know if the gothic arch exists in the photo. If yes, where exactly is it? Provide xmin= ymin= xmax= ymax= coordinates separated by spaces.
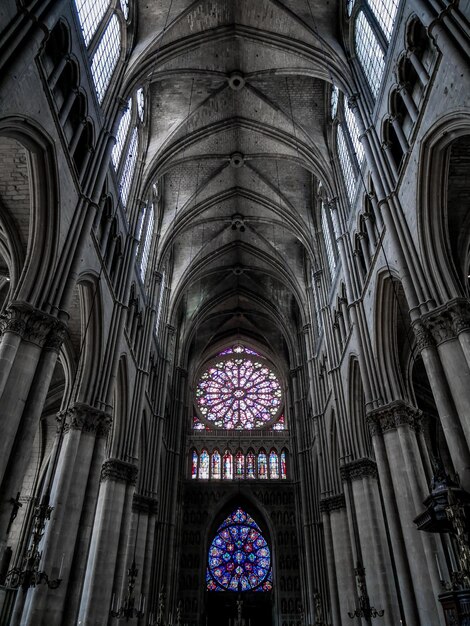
xmin=417 ymin=113 xmax=470 ymax=303
xmin=0 ymin=119 xmax=59 ymax=308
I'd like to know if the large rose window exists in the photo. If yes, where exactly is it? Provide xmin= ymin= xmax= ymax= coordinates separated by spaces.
xmin=206 ymin=508 xmax=272 ymax=592
xmin=195 ymin=347 xmax=282 ymax=429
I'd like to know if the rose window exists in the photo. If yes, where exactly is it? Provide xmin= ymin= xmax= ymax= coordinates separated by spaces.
xmin=195 ymin=350 xmax=282 ymax=430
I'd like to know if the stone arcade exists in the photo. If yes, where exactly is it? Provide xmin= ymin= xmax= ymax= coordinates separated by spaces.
xmin=0 ymin=1 xmax=469 ymax=625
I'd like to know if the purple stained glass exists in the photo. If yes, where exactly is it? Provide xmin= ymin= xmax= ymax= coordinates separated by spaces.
xmin=195 ymin=354 xmax=282 ymax=429
xmin=272 ymin=414 xmax=286 ymax=431
xmin=218 ymin=344 xmax=259 ymax=356
xmin=246 ymin=451 xmax=256 ymax=479
xmin=235 ymin=451 xmax=244 ymax=478
xmin=191 ymin=450 xmax=198 ymax=479
xmin=207 ymin=507 xmax=272 ymax=592
xmin=281 ymin=450 xmax=287 ymax=480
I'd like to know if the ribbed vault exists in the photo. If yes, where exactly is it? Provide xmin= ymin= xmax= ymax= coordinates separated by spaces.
xmin=124 ymin=0 xmax=345 ymax=362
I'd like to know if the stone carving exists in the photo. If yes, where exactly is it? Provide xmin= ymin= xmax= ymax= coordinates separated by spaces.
xmin=0 ymin=301 xmax=67 ymax=349
xmin=101 ymin=458 xmax=138 ymax=484
xmin=319 ymin=493 xmax=346 ymax=512
xmin=367 ymin=400 xmax=422 ymax=435
xmin=340 ymin=458 xmax=378 ymax=482
xmin=412 ymin=320 xmax=434 ymax=352
xmin=59 ymin=403 xmax=112 ymax=437
xmin=419 ymin=298 xmax=470 ymax=346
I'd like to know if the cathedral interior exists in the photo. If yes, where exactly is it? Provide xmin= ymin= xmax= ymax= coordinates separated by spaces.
xmin=0 ymin=1 xmax=470 ymax=625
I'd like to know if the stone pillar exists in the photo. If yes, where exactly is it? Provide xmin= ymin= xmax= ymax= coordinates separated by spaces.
xmin=21 ymin=404 xmax=111 ymax=626
xmin=421 ymin=300 xmax=470 ymax=450
xmin=368 ymin=402 xmax=445 ymax=626
xmin=340 ymin=459 xmax=400 ymax=626
xmin=0 ymin=303 xmax=64 ymax=488
xmin=320 ymin=494 xmax=357 ymax=624
xmin=77 ymin=458 xmax=138 ymax=626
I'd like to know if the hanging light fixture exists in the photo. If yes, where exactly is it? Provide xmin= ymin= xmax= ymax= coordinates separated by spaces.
xmin=110 ymin=557 xmax=145 ymax=622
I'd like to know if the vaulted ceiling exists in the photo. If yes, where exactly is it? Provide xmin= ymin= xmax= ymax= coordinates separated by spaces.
xmin=125 ymin=1 xmax=348 ymax=365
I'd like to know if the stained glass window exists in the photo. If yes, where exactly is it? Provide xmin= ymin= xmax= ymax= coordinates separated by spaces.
xmin=246 ymin=451 xmax=256 ymax=479
xmin=235 ymin=451 xmax=245 ymax=478
xmin=191 ymin=450 xmax=198 ymax=479
xmin=258 ymin=450 xmax=267 ymax=479
xmin=212 ymin=450 xmax=221 ymax=480
xmin=137 ymin=87 xmax=145 ymax=122
xmin=269 ymin=450 xmax=279 ymax=479
xmin=196 ymin=354 xmax=282 ymax=429
xmin=223 ymin=450 xmax=233 ymax=480
xmin=281 ymin=451 xmax=287 ymax=480
xmin=119 ymin=127 xmax=138 ymax=207
xmin=199 ymin=450 xmax=209 ymax=480
xmin=207 ymin=508 xmax=273 ymax=592
xmin=74 ymin=0 xmax=111 ymax=46
xmin=367 ymin=0 xmax=399 ymax=41
xmin=111 ymin=99 xmax=132 ymax=169
xmin=193 ymin=415 xmax=207 ymax=430
xmin=355 ymin=11 xmax=385 ymax=99
xmin=331 ymin=85 xmax=339 ymax=119
xmin=218 ymin=344 xmax=259 ymax=356
xmin=90 ymin=14 xmax=121 ymax=104
xmin=272 ymin=414 xmax=286 ymax=431
xmin=337 ymin=126 xmax=357 ymax=203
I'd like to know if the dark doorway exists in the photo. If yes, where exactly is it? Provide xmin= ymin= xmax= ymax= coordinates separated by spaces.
xmin=205 ymin=591 xmax=273 ymax=626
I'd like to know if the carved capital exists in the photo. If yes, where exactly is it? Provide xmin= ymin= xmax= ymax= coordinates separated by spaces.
xmin=412 ymin=320 xmax=435 ymax=352
xmin=133 ymin=493 xmax=159 ymax=514
xmin=340 ymin=458 xmax=378 ymax=482
xmin=59 ymin=402 xmax=112 ymax=437
xmin=320 ymin=493 xmax=346 ymax=512
xmin=101 ymin=458 xmax=138 ymax=485
xmin=367 ymin=400 xmax=422 ymax=436
xmin=0 ymin=301 xmax=67 ymax=349
xmin=420 ymin=299 xmax=470 ymax=346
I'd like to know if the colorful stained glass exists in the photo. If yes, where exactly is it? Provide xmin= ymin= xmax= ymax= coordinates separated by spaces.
xmin=191 ymin=450 xmax=198 ymax=479
xmin=199 ymin=450 xmax=209 ymax=480
xmin=223 ymin=450 xmax=233 ymax=480
xmin=269 ymin=450 xmax=279 ymax=479
xmin=272 ymin=414 xmax=286 ymax=431
xmin=193 ymin=415 xmax=206 ymax=430
xmin=218 ymin=344 xmax=259 ymax=356
xmin=207 ymin=507 xmax=273 ymax=592
xmin=281 ymin=450 xmax=287 ymax=480
xmin=246 ymin=451 xmax=256 ymax=479
xmin=212 ymin=450 xmax=221 ymax=479
xmin=258 ymin=450 xmax=267 ymax=479
xmin=235 ymin=451 xmax=245 ymax=478
xmin=195 ymin=354 xmax=282 ymax=429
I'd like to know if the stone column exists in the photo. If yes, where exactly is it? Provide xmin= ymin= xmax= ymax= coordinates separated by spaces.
xmin=320 ymin=495 xmax=346 ymax=626
xmin=341 ymin=459 xmax=400 ymax=626
xmin=368 ymin=402 xmax=444 ymax=626
xmin=21 ymin=404 xmax=111 ymax=626
xmin=77 ymin=458 xmax=138 ymax=626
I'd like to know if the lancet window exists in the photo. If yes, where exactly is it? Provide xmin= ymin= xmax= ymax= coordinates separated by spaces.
xmin=190 ymin=448 xmax=287 ymax=481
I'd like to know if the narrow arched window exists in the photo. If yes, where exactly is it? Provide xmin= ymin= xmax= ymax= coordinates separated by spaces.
xmin=137 ymin=87 xmax=145 ymax=122
xmin=281 ymin=450 xmax=287 ymax=479
xmin=223 ymin=450 xmax=233 ymax=480
xmin=331 ymin=85 xmax=339 ymax=119
xmin=75 ymin=0 xmax=111 ymax=45
xmin=155 ymin=271 xmax=166 ymax=336
xmin=258 ymin=450 xmax=267 ymax=479
xmin=269 ymin=450 xmax=279 ymax=479
xmin=367 ymin=0 xmax=399 ymax=41
xmin=139 ymin=204 xmax=154 ymax=280
xmin=91 ymin=14 xmax=121 ymax=103
xmin=235 ymin=450 xmax=245 ymax=478
xmin=344 ymin=105 xmax=365 ymax=164
xmin=321 ymin=202 xmax=336 ymax=277
xmin=246 ymin=451 xmax=256 ymax=479
xmin=337 ymin=126 xmax=357 ymax=203
xmin=355 ymin=11 xmax=385 ymax=98
xmin=191 ymin=450 xmax=198 ymax=479
xmin=119 ymin=127 xmax=138 ymax=207
xmin=199 ymin=450 xmax=209 ymax=480
xmin=112 ymin=99 xmax=132 ymax=169
xmin=211 ymin=450 xmax=221 ymax=479
xmin=120 ymin=0 xmax=130 ymax=20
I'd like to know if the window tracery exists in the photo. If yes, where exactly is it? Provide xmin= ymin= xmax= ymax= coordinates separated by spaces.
xmin=355 ymin=10 xmax=385 ymax=99
xmin=75 ymin=0 xmax=111 ymax=46
xmin=190 ymin=448 xmax=287 ymax=480
xmin=90 ymin=14 xmax=121 ymax=104
xmin=337 ymin=126 xmax=357 ymax=203
xmin=206 ymin=508 xmax=273 ymax=592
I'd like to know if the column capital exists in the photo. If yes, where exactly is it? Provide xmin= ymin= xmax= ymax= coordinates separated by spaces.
xmin=101 ymin=458 xmax=138 ymax=485
xmin=319 ymin=493 xmax=346 ymax=512
xmin=0 ymin=301 xmax=66 ymax=348
xmin=420 ymin=298 xmax=470 ymax=346
xmin=58 ymin=402 xmax=112 ymax=437
xmin=412 ymin=319 xmax=435 ymax=352
xmin=367 ymin=400 xmax=422 ymax=436
xmin=340 ymin=458 xmax=378 ymax=482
